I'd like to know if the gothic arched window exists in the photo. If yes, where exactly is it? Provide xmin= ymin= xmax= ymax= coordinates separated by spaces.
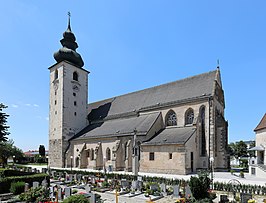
xmin=90 ymin=149 xmax=94 ymax=160
xmin=124 ymin=142 xmax=128 ymax=161
xmin=200 ymin=106 xmax=206 ymax=156
xmin=165 ymin=110 xmax=177 ymax=126
xmin=106 ymin=148 xmax=111 ymax=161
xmin=185 ymin=108 xmax=194 ymax=125
xmin=73 ymin=71 xmax=78 ymax=81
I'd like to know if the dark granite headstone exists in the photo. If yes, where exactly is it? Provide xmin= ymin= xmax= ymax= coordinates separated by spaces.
xmin=220 ymin=194 xmax=229 ymax=203
xmin=240 ymin=193 xmax=252 ymax=203
xmin=57 ymin=188 xmax=62 ymax=200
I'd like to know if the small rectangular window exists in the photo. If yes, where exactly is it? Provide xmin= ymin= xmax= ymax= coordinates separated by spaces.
xmin=149 ymin=152 xmax=154 ymax=161
xmin=73 ymin=92 xmax=76 ymax=97
xmin=251 ymin=167 xmax=256 ymax=175
xmin=169 ymin=153 xmax=172 ymax=159
xmin=74 ymin=112 xmax=77 ymax=116
xmin=74 ymin=101 xmax=77 ymax=106
xmin=55 ymin=100 xmax=57 ymax=105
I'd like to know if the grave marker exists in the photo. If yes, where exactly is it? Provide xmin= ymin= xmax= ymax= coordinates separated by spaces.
xmin=32 ymin=181 xmax=39 ymax=188
xmin=173 ymin=185 xmax=179 ymax=197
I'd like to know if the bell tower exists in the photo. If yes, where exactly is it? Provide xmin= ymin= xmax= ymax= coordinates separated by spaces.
xmin=48 ymin=14 xmax=89 ymax=168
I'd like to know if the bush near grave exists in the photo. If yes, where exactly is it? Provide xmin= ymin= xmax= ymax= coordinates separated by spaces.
xmin=9 ymin=181 xmax=25 ymax=195
xmin=0 ymin=173 xmax=49 ymax=194
xmin=62 ymin=194 xmax=90 ymax=203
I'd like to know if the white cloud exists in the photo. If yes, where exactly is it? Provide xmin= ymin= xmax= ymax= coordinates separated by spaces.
xmin=11 ymin=104 xmax=19 ymax=108
xmin=45 ymin=117 xmax=49 ymax=121
xmin=33 ymin=104 xmax=39 ymax=107
xmin=25 ymin=104 xmax=31 ymax=107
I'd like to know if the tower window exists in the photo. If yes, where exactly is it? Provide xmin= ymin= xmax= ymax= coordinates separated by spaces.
xmin=149 ymin=152 xmax=155 ymax=161
xmin=185 ymin=108 xmax=194 ymax=125
xmin=165 ymin=110 xmax=177 ymax=126
xmin=74 ymin=101 xmax=77 ymax=106
xmin=106 ymin=148 xmax=111 ymax=161
xmin=54 ymin=69 xmax=58 ymax=80
xmin=55 ymin=100 xmax=57 ymax=105
xmin=169 ymin=153 xmax=173 ymax=159
xmin=73 ymin=92 xmax=76 ymax=97
xmin=55 ymin=111 xmax=57 ymax=115
xmin=74 ymin=112 xmax=77 ymax=116
xmin=55 ymin=91 xmax=57 ymax=96
xmin=73 ymin=71 xmax=78 ymax=81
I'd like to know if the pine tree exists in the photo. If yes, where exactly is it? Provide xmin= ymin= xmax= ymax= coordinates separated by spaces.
xmin=0 ymin=103 xmax=9 ymax=142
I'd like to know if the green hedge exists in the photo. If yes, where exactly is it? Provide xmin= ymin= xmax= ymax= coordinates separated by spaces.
xmin=0 ymin=173 xmax=50 ymax=194
xmin=10 ymin=181 xmax=25 ymax=195
xmin=0 ymin=169 xmax=34 ymax=178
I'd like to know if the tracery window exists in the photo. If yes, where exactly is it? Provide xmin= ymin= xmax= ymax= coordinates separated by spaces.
xmin=165 ymin=110 xmax=177 ymax=126
xmin=200 ymin=106 xmax=206 ymax=156
xmin=106 ymin=148 xmax=111 ymax=161
xmin=73 ymin=71 xmax=78 ymax=81
xmin=185 ymin=108 xmax=194 ymax=125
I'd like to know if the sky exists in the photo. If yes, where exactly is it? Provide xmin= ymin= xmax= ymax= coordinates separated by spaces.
xmin=0 ymin=1 xmax=266 ymax=151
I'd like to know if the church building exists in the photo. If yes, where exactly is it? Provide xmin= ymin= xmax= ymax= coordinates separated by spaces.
xmin=48 ymin=19 xmax=229 ymax=175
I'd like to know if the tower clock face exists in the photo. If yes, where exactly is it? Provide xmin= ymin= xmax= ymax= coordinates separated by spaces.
xmin=72 ymin=84 xmax=79 ymax=92
xmin=53 ymin=83 xmax=58 ymax=90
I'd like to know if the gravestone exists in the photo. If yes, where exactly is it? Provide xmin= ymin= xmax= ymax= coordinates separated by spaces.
xmin=69 ymin=174 xmax=73 ymax=182
xmin=49 ymin=187 xmax=54 ymax=199
xmin=150 ymin=183 xmax=159 ymax=191
xmin=160 ymin=183 xmax=166 ymax=195
xmin=77 ymin=174 xmax=82 ymax=182
xmin=32 ymin=181 xmax=39 ymax=188
xmin=57 ymin=188 xmax=62 ymax=200
xmin=240 ymin=193 xmax=252 ymax=203
xmin=132 ymin=180 xmax=138 ymax=190
xmin=91 ymin=176 xmax=96 ymax=184
xmin=58 ymin=172 xmax=63 ymax=178
xmin=90 ymin=192 xmax=96 ymax=203
xmin=41 ymin=168 xmax=47 ymax=174
xmin=28 ymin=167 xmax=32 ymax=172
xmin=173 ymin=185 xmax=179 ymax=197
xmin=85 ymin=185 xmax=92 ymax=193
xmin=220 ymin=194 xmax=229 ymax=203
xmin=185 ymin=185 xmax=192 ymax=197
xmin=64 ymin=187 xmax=72 ymax=198
xmin=137 ymin=176 xmax=142 ymax=181
xmin=32 ymin=168 xmax=37 ymax=173
xmin=65 ymin=173 xmax=69 ymax=181
xmin=121 ymin=179 xmax=129 ymax=188
xmin=42 ymin=179 xmax=48 ymax=187
xmin=51 ymin=171 xmax=56 ymax=178
xmin=74 ymin=174 xmax=77 ymax=181
xmin=138 ymin=180 xmax=143 ymax=191
xmin=24 ymin=183 xmax=30 ymax=192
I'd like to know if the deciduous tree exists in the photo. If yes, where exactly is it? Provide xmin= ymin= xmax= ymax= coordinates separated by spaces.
xmin=0 ymin=103 xmax=9 ymax=142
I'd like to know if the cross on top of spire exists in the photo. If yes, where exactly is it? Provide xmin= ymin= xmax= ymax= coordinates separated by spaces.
xmin=67 ymin=11 xmax=71 ymax=31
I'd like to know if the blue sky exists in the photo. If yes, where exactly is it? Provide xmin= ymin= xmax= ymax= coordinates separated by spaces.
xmin=0 ymin=1 xmax=265 ymax=151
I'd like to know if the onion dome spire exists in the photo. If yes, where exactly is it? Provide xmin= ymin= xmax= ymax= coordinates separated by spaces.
xmin=54 ymin=12 xmax=84 ymax=68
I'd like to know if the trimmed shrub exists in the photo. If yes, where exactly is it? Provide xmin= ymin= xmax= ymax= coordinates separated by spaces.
xmin=19 ymin=186 xmax=49 ymax=202
xmin=62 ymin=194 xmax=90 ymax=203
xmin=0 ymin=173 xmax=49 ymax=194
xmin=10 ymin=181 xmax=25 ymax=195
xmin=0 ymin=169 xmax=34 ymax=178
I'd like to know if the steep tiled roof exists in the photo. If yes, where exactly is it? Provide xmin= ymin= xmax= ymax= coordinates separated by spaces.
xmin=142 ymin=126 xmax=196 ymax=145
xmin=254 ymin=113 xmax=266 ymax=132
xmin=72 ymin=112 xmax=161 ymax=140
xmin=87 ymin=70 xmax=218 ymax=121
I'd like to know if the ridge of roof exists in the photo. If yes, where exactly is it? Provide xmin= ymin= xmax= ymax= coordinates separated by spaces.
xmin=254 ymin=113 xmax=266 ymax=132
xmin=89 ymin=69 xmax=217 ymax=106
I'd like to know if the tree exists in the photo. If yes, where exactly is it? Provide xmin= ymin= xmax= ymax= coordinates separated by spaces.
xmin=228 ymin=141 xmax=248 ymax=159
xmin=0 ymin=139 xmax=24 ymax=167
xmin=189 ymin=170 xmax=214 ymax=201
xmin=0 ymin=103 xmax=10 ymax=142
xmin=39 ymin=145 xmax=45 ymax=157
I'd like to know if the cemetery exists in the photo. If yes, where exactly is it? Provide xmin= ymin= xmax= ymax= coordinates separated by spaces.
xmin=1 ymin=166 xmax=266 ymax=202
